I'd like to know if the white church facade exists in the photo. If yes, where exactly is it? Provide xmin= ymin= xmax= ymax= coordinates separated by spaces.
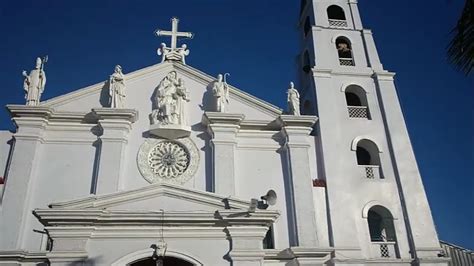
xmin=0 ymin=1 xmax=451 ymax=265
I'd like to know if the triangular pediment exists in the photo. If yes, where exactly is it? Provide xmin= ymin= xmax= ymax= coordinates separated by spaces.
xmin=48 ymin=183 xmax=250 ymax=212
xmin=40 ymin=62 xmax=282 ymax=121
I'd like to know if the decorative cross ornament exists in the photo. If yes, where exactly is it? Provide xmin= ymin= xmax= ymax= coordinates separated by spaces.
xmin=155 ymin=17 xmax=193 ymax=50
xmin=155 ymin=18 xmax=193 ymax=64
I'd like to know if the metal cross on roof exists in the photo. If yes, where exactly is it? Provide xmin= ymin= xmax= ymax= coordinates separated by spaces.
xmin=155 ymin=17 xmax=194 ymax=50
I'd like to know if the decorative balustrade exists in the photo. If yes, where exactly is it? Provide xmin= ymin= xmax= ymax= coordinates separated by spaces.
xmin=370 ymin=241 xmax=398 ymax=258
xmin=339 ymin=58 xmax=355 ymax=66
xmin=348 ymin=106 xmax=369 ymax=118
xmin=328 ymin=19 xmax=348 ymax=28
xmin=360 ymin=165 xmax=381 ymax=179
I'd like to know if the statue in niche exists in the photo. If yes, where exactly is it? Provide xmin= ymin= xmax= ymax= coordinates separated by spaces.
xmin=287 ymin=82 xmax=301 ymax=116
xmin=22 ymin=57 xmax=47 ymax=106
xmin=212 ymin=73 xmax=230 ymax=112
xmin=109 ymin=65 xmax=126 ymax=108
xmin=151 ymin=71 xmax=189 ymax=126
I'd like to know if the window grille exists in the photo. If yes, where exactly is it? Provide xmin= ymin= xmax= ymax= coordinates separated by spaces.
xmin=370 ymin=242 xmax=398 ymax=259
xmin=365 ymin=167 xmax=375 ymax=179
xmin=380 ymin=244 xmax=390 ymax=257
xmin=329 ymin=19 xmax=348 ymax=28
xmin=339 ymin=58 xmax=355 ymax=66
xmin=360 ymin=165 xmax=381 ymax=179
xmin=348 ymin=106 xmax=368 ymax=118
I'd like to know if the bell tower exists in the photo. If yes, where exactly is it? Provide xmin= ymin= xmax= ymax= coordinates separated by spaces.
xmin=298 ymin=0 xmax=447 ymax=264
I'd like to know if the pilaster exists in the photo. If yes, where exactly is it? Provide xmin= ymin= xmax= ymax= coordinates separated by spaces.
xmin=202 ymin=112 xmax=244 ymax=196
xmin=277 ymin=115 xmax=320 ymax=247
xmin=0 ymin=105 xmax=51 ymax=249
xmin=226 ymin=226 xmax=268 ymax=266
xmin=348 ymin=0 xmax=364 ymax=30
xmin=92 ymin=108 xmax=138 ymax=195
xmin=373 ymin=72 xmax=444 ymax=261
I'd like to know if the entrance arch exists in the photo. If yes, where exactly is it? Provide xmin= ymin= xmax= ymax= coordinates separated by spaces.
xmin=130 ymin=257 xmax=193 ymax=266
xmin=112 ymin=248 xmax=203 ymax=266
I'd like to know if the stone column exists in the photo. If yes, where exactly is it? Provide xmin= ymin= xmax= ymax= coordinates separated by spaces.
xmin=226 ymin=226 xmax=268 ymax=266
xmin=277 ymin=115 xmax=320 ymax=247
xmin=92 ymin=108 xmax=138 ymax=195
xmin=202 ymin=112 xmax=244 ymax=196
xmin=0 ymin=105 xmax=51 ymax=250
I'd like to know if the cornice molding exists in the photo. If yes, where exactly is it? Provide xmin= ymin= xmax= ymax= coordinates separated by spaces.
xmin=276 ymin=115 xmax=318 ymax=128
xmin=202 ymin=112 xmax=245 ymax=126
xmin=92 ymin=108 xmax=139 ymax=123
xmin=47 ymin=182 xmax=251 ymax=210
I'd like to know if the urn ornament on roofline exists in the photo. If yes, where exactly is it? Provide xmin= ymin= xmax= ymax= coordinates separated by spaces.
xmin=22 ymin=56 xmax=47 ymax=106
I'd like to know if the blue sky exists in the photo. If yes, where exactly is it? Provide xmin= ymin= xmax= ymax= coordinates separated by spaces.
xmin=1 ymin=0 xmax=472 ymax=249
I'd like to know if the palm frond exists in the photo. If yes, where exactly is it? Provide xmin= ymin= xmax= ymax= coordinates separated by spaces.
xmin=447 ymin=0 xmax=473 ymax=75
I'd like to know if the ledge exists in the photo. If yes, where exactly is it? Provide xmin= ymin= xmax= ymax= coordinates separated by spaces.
xmin=92 ymin=108 xmax=139 ymax=123
xmin=0 ymin=250 xmax=47 ymax=263
xmin=34 ymin=209 xmax=280 ymax=228
xmin=202 ymin=112 xmax=245 ymax=126
xmin=276 ymin=115 xmax=318 ymax=128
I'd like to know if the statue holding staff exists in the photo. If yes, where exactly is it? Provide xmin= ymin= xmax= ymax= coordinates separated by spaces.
xmin=22 ymin=57 xmax=47 ymax=106
xmin=212 ymin=73 xmax=230 ymax=113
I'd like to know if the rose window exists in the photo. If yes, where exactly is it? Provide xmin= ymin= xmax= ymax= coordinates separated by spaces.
xmin=148 ymin=141 xmax=190 ymax=179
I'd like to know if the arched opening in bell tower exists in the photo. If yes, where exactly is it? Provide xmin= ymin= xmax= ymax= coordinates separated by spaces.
xmin=336 ymin=37 xmax=355 ymax=66
xmin=327 ymin=5 xmax=347 ymax=28
xmin=367 ymin=206 xmax=400 ymax=259
xmin=345 ymin=85 xmax=370 ymax=119
xmin=355 ymin=139 xmax=383 ymax=179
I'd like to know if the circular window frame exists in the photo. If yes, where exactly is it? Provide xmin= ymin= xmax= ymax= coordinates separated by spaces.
xmin=137 ymin=137 xmax=199 ymax=185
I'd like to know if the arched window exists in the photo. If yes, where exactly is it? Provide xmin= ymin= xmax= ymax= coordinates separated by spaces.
xmin=327 ymin=5 xmax=348 ymax=27
xmin=367 ymin=206 xmax=400 ymax=258
xmin=345 ymin=85 xmax=370 ymax=119
xmin=356 ymin=139 xmax=382 ymax=179
xmin=304 ymin=16 xmax=312 ymax=37
xmin=303 ymin=50 xmax=312 ymax=73
xmin=336 ymin=37 xmax=354 ymax=66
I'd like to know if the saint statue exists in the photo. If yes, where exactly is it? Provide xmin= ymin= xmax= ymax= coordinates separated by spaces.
xmin=109 ymin=65 xmax=126 ymax=108
xmin=151 ymin=71 xmax=189 ymax=126
xmin=22 ymin=57 xmax=47 ymax=106
xmin=212 ymin=74 xmax=230 ymax=112
xmin=287 ymin=82 xmax=301 ymax=116
xmin=175 ymin=78 xmax=190 ymax=124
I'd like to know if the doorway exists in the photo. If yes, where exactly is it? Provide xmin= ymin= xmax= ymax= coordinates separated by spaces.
xmin=130 ymin=257 xmax=194 ymax=266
